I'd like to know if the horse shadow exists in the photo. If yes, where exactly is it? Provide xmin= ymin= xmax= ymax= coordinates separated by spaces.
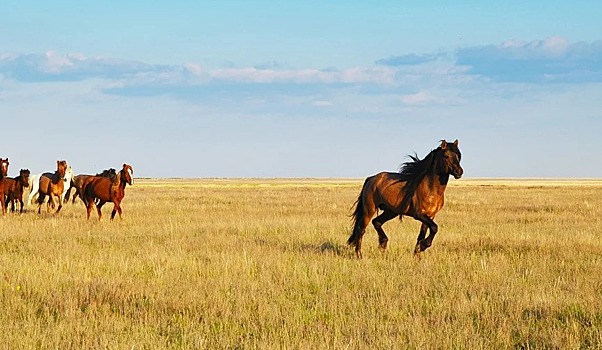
xmin=252 ymin=236 xmax=350 ymax=257
xmin=298 ymin=240 xmax=350 ymax=257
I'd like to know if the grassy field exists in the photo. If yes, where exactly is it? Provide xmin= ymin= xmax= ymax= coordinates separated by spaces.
xmin=1 ymin=178 xmax=601 ymax=349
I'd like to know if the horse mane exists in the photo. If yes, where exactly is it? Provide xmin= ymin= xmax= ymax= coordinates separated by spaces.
xmin=397 ymin=146 xmax=442 ymax=214
xmin=114 ymin=170 xmax=122 ymax=186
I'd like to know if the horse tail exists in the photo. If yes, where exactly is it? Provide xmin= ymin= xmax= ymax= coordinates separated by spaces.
xmin=81 ymin=180 xmax=91 ymax=206
xmin=347 ymin=179 xmax=368 ymax=247
xmin=28 ymin=175 xmax=39 ymax=205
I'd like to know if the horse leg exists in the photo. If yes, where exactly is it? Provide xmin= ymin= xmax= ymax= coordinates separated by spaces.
xmin=72 ymin=188 xmax=79 ymax=204
xmin=18 ymin=198 xmax=24 ymax=214
xmin=37 ymin=193 xmax=45 ymax=214
xmin=86 ymin=199 xmax=95 ymax=220
xmin=416 ymin=223 xmax=428 ymax=248
xmin=47 ymin=194 xmax=55 ymax=213
xmin=0 ymin=195 xmax=5 ymax=215
xmin=63 ymin=187 xmax=71 ymax=203
xmin=28 ymin=188 xmax=37 ymax=206
xmin=96 ymin=201 xmax=105 ymax=220
xmin=414 ymin=215 xmax=438 ymax=255
xmin=55 ymin=195 xmax=63 ymax=214
xmin=111 ymin=201 xmax=122 ymax=220
xmin=372 ymin=209 xmax=398 ymax=251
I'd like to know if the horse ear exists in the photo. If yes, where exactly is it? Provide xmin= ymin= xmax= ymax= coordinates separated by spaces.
xmin=453 ymin=139 xmax=458 ymax=147
xmin=440 ymin=140 xmax=447 ymax=149
xmin=123 ymin=163 xmax=127 ymax=168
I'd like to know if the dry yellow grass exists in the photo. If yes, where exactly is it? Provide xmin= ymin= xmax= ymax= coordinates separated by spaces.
xmin=1 ymin=178 xmax=601 ymax=349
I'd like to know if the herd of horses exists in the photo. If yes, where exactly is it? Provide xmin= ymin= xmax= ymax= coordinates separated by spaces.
xmin=0 ymin=159 xmax=134 ymax=220
xmin=0 ymin=139 xmax=463 ymax=257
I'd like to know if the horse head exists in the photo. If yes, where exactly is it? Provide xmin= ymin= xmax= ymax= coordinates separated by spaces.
xmin=56 ymin=160 xmax=67 ymax=179
xmin=121 ymin=163 xmax=134 ymax=186
xmin=438 ymin=140 xmax=463 ymax=179
xmin=0 ymin=158 xmax=9 ymax=177
xmin=20 ymin=169 xmax=30 ymax=187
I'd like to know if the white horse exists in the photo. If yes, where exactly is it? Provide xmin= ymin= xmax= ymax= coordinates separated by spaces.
xmin=28 ymin=165 xmax=74 ymax=206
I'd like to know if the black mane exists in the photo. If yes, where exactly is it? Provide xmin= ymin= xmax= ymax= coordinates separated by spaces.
xmin=397 ymin=147 xmax=441 ymax=214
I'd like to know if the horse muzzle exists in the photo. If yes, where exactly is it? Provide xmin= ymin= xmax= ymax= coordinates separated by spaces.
xmin=452 ymin=167 xmax=464 ymax=179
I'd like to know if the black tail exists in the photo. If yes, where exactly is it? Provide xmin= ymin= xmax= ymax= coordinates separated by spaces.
xmin=81 ymin=182 xmax=90 ymax=206
xmin=347 ymin=180 xmax=367 ymax=247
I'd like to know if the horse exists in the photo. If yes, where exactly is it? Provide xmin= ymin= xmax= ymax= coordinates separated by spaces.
xmin=66 ymin=168 xmax=117 ymax=204
xmin=347 ymin=140 xmax=463 ymax=258
xmin=83 ymin=164 xmax=133 ymax=220
xmin=0 ymin=158 xmax=9 ymax=215
xmin=27 ymin=173 xmax=41 ymax=205
xmin=36 ymin=160 xmax=68 ymax=214
xmin=3 ymin=169 xmax=30 ymax=213
xmin=29 ymin=165 xmax=74 ymax=206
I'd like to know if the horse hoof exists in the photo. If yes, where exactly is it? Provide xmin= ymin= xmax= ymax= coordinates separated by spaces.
xmin=414 ymin=244 xmax=421 ymax=254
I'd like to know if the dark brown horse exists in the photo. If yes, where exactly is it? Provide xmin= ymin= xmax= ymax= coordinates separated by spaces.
xmin=0 ymin=158 xmax=9 ymax=215
xmin=348 ymin=140 xmax=463 ymax=258
xmin=37 ymin=160 xmax=68 ymax=214
xmin=83 ymin=164 xmax=133 ymax=220
xmin=66 ymin=168 xmax=117 ymax=204
xmin=3 ymin=169 xmax=30 ymax=213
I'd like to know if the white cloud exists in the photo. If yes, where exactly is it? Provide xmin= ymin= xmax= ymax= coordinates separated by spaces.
xmin=456 ymin=36 xmax=602 ymax=83
xmin=541 ymin=36 xmax=570 ymax=56
xmin=401 ymin=91 xmax=435 ymax=106
xmin=44 ymin=51 xmax=74 ymax=72
xmin=183 ymin=63 xmax=203 ymax=75
xmin=0 ymin=52 xmax=402 ymax=88
xmin=312 ymin=100 xmax=333 ymax=107
xmin=206 ymin=66 xmax=397 ymax=85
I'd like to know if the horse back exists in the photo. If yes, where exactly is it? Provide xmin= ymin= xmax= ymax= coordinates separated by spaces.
xmin=363 ymin=172 xmax=408 ymax=213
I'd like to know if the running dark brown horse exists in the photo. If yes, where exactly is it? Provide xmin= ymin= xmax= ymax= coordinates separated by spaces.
xmin=0 ymin=158 xmax=9 ymax=215
xmin=37 ymin=160 xmax=68 ymax=214
xmin=83 ymin=164 xmax=133 ymax=220
xmin=66 ymin=168 xmax=117 ymax=204
xmin=3 ymin=169 xmax=30 ymax=213
xmin=348 ymin=140 xmax=463 ymax=258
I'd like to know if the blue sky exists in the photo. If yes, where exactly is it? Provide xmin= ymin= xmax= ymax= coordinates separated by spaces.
xmin=1 ymin=1 xmax=601 ymax=177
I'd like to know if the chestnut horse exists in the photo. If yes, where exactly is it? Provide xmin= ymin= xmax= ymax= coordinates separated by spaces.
xmin=83 ymin=164 xmax=133 ymax=220
xmin=0 ymin=158 xmax=9 ymax=215
xmin=348 ymin=140 xmax=463 ymax=258
xmin=28 ymin=165 xmax=73 ymax=206
xmin=3 ymin=169 xmax=30 ymax=213
xmin=36 ymin=160 xmax=68 ymax=214
xmin=66 ymin=168 xmax=117 ymax=204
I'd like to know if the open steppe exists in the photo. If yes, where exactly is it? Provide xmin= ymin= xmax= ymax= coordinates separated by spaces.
xmin=1 ymin=178 xmax=601 ymax=349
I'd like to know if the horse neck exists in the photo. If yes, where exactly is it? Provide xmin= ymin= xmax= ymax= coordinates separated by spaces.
xmin=426 ymin=154 xmax=450 ymax=192
xmin=14 ymin=176 xmax=23 ymax=190
xmin=115 ymin=171 xmax=127 ymax=190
